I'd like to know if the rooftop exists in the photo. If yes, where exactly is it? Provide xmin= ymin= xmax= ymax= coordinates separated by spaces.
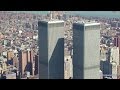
xmin=74 ymin=21 xmax=100 ymax=26
xmin=39 ymin=19 xmax=64 ymax=24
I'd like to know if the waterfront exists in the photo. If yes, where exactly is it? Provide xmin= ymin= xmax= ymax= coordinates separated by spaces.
xmin=12 ymin=11 xmax=120 ymax=18
xmin=67 ymin=11 xmax=120 ymax=18
xmin=0 ymin=11 xmax=120 ymax=79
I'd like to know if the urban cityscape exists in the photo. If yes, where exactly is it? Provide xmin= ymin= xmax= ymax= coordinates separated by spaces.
xmin=0 ymin=11 xmax=120 ymax=79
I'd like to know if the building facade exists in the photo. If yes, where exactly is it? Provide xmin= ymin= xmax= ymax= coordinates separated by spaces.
xmin=19 ymin=49 xmax=34 ymax=77
xmin=109 ymin=47 xmax=119 ymax=65
xmin=7 ymin=51 xmax=14 ymax=60
xmin=38 ymin=20 xmax=64 ymax=79
xmin=34 ymin=54 xmax=38 ymax=75
xmin=19 ymin=50 xmax=27 ymax=77
xmin=64 ymin=56 xmax=73 ymax=79
xmin=73 ymin=22 xmax=100 ymax=79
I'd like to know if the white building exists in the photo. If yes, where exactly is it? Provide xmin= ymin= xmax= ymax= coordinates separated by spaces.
xmin=73 ymin=22 xmax=100 ymax=79
xmin=109 ymin=47 xmax=119 ymax=65
xmin=38 ymin=20 xmax=64 ymax=79
xmin=64 ymin=56 xmax=73 ymax=79
xmin=111 ymin=62 xmax=117 ymax=79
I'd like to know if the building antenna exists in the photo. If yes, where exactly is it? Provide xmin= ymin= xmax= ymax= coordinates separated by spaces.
xmin=50 ymin=11 xmax=53 ymax=20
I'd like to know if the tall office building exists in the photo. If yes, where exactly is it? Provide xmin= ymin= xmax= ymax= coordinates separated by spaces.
xmin=117 ymin=65 xmax=120 ymax=79
xmin=19 ymin=50 xmax=27 ymax=77
xmin=100 ymin=60 xmax=112 ymax=78
xmin=111 ymin=62 xmax=117 ymax=79
xmin=26 ymin=49 xmax=33 ymax=75
xmin=29 ymin=49 xmax=35 ymax=76
xmin=114 ymin=36 xmax=120 ymax=51
xmin=34 ymin=54 xmax=38 ymax=75
xmin=19 ymin=49 xmax=35 ymax=77
xmin=114 ymin=36 xmax=118 ymax=47
xmin=7 ymin=51 xmax=14 ymax=61
xmin=38 ymin=20 xmax=64 ymax=79
xmin=7 ymin=50 xmax=14 ymax=65
xmin=109 ymin=47 xmax=119 ymax=65
xmin=64 ymin=56 xmax=73 ymax=79
xmin=13 ymin=56 xmax=19 ymax=68
xmin=73 ymin=21 xmax=100 ymax=79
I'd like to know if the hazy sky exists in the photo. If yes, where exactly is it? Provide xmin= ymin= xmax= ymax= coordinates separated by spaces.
xmin=11 ymin=11 xmax=120 ymax=18
xmin=66 ymin=11 xmax=120 ymax=18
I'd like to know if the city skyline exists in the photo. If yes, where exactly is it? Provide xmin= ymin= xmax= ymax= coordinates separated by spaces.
xmin=10 ymin=11 xmax=120 ymax=18
xmin=0 ymin=11 xmax=120 ymax=79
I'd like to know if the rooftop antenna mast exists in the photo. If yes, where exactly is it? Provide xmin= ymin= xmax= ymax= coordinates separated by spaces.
xmin=50 ymin=11 xmax=53 ymax=20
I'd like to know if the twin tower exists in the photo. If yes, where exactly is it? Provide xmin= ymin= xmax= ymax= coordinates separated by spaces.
xmin=38 ymin=20 xmax=100 ymax=79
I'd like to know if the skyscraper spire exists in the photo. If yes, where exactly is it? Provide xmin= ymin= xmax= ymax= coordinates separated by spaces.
xmin=50 ymin=11 xmax=53 ymax=20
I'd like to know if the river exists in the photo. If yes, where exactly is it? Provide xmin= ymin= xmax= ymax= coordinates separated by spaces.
xmin=12 ymin=11 xmax=120 ymax=18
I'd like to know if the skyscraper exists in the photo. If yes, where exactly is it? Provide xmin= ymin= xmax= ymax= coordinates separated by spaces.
xmin=109 ymin=47 xmax=119 ymax=65
xmin=73 ymin=21 xmax=100 ymax=79
xmin=64 ymin=56 xmax=73 ymax=79
xmin=7 ymin=50 xmax=14 ymax=65
xmin=19 ymin=49 xmax=34 ymax=77
xmin=34 ymin=54 xmax=38 ymax=75
xmin=7 ymin=51 xmax=14 ymax=61
xmin=113 ymin=36 xmax=120 ymax=51
xmin=38 ymin=20 xmax=64 ymax=79
xmin=19 ymin=50 xmax=27 ymax=77
xmin=29 ymin=49 xmax=35 ymax=76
